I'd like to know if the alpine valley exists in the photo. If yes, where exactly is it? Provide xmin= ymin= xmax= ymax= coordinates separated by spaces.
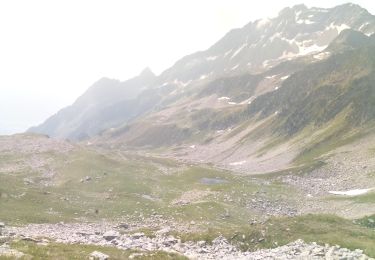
xmin=1 ymin=3 xmax=375 ymax=259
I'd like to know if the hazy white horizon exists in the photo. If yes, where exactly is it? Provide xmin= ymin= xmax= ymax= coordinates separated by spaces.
xmin=1 ymin=0 xmax=374 ymax=135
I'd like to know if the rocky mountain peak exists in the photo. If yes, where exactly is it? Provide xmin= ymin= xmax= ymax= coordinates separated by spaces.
xmin=158 ymin=3 xmax=375 ymax=83
xmin=139 ymin=67 xmax=155 ymax=79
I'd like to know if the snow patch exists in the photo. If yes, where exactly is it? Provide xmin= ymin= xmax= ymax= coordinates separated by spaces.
xmin=218 ymin=97 xmax=230 ymax=101
xmin=326 ymin=23 xmax=350 ymax=35
xmin=295 ymin=10 xmax=302 ymax=19
xmin=313 ymin=52 xmax=331 ymax=60
xmin=262 ymin=60 xmax=272 ymax=68
xmin=359 ymin=22 xmax=370 ymax=31
xmin=189 ymin=145 xmax=196 ymax=149
xmin=229 ymin=160 xmax=246 ymax=166
xmin=206 ymin=56 xmax=218 ymax=61
xmin=281 ymin=75 xmax=290 ymax=80
xmin=329 ymin=188 xmax=373 ymax=196
xmin=298 ymin=43 xmax=327 ymax=56
xmin=200 ymin=74 xmax=209 ymax=80
xmin=296 ymin=19 xmax=315 ymax=25
xmin=230 ymin=64 xmax=240 ymax=71
xmin=231 ymin=44 xmax=247 ymax=59
xmin=265 ymin=75 xmax=278 ymax=79
xmin=228 ymin=102 xmax=237 ymax=105
xmin=224 ymin=49 xmax=233 ymax=57
xmin=173 ymin=79 xmax=192 ymax=87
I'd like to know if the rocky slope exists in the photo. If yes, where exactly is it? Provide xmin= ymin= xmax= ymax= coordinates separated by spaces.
xmin=1 ymin=223 xmax=373 ymax=259
xmin=93 ymin=30 xmax=375 ymax=176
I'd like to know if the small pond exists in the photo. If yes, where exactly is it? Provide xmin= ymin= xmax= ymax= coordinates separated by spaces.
xmin=200 ymin=177 xmax=228 ymax=185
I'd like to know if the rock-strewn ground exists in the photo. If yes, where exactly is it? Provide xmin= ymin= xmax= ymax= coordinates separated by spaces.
xmin=2 ymin=223 xmax=373 ymax=259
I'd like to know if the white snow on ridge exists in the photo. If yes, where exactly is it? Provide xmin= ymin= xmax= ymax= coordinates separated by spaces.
xmin=240 ymin=96 xmax=256 ymax=105
xmin=313 ymin=52 xmax=331 ymax=60
xmin=200 ymin=74 xmax=209 ymax=80
xmin=224 ymin=49 xmax=233 ymax=57
xmin=206 ymin=56 xmax=218 ymax=61
xmin=296 ymin=19 xmax=315 ymax=25
xmin=218 ymin=97 xmax=230 ymax=101
xmin=173 ymin=79 xmax=192 ymax=87
xmin=298 ymin=43 xmax=327 ymax=56
xmin=329 ymin=188 xmax=373 ymax=196
xmin=265 ymin=74 xmax=278 ymax=79
xmin=327 ymin=23 xmax=350 ymax=35
xmin=295 ymin=10 xmax=302 ymax=19
xmin=229 ymin=160 xmax=246 ymax=166
xmin=230 ymin=64 xmax=240 ymax=71
xmin=231 ymin=44 xmax=248 ymax=59
xmin=359 ymin=22 xmax=370 ymax=31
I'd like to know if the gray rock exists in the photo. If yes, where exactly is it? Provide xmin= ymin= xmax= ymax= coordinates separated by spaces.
xmin=102 ymin=230 xmax=119 ymax=241
xmin=117 ymin=223 xmax=129 ymax=229
xmin=131 ymin=232 xmax=145 ymax=239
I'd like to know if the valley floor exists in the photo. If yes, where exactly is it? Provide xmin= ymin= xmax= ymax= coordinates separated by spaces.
xmin=0 ymin=134 xmax=375 ymax=259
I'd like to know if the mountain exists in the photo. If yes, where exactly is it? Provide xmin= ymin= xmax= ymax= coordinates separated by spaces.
xmin=30 ymin=3 xmax=375 ymax=173
xmin=29 ymin=68 xmax=156 ymax=140
xmin=158 ymin=3 xmax=375 ymax=82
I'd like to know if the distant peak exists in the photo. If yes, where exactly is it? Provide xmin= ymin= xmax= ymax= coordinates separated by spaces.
xmin=139 ymin=67 xmax=155 ymax=78
xmin=334 ymin=2 xmax=368 ymax=13
xmin=278 ymin=4 xmax=308 ymax=19
xmin=292 ymin=4 xmax=308 ymax=11
xmin=95 ymin=77 xmax=118 ymax=85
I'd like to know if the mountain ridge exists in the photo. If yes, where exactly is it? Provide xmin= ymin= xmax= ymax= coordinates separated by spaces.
xmin=30 ymin=3 xmax=375 ymax=172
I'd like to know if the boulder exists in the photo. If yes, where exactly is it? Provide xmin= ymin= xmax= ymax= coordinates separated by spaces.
xmin=131 ymin=232 xmax=145 ymax=239
xmin=89 ymin=251 xmax=109 ymax=260
xmin=118 ymin=223 xmax=129 ymax=229
xmin=102 ymin=230 xmax=119 ymax=241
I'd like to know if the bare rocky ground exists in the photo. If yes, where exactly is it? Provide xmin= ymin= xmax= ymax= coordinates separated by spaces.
xmin=275 ymin=135 xmax=375 ymax=218
xmin=1 ymin=223 xmax=373 ymax=260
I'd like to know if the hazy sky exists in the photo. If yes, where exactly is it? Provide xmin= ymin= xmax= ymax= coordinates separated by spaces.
xmin=1 ymin=0 xmax=374 ymax=134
